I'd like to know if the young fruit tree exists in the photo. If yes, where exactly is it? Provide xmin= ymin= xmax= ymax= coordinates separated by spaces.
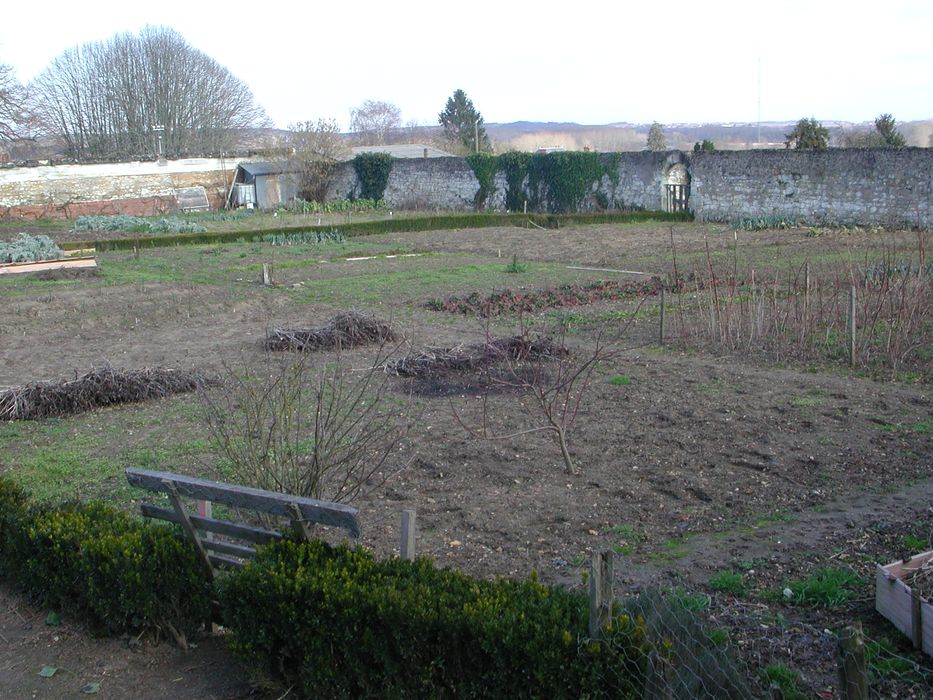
xmin=452 ymin=326 xmax=618 ymax=476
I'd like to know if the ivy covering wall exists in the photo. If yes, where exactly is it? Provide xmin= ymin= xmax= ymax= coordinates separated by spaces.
xmin=352 ymin=152 xmax=394 ymax=201
xmin=466 ymin=151 xmax=629 ymax=214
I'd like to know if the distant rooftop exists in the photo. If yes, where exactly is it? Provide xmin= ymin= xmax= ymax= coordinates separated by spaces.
xmin=344 ymin=144 xmax=454 ymax=160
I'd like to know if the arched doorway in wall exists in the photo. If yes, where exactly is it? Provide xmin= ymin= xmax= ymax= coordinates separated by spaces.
xmin=662 ymin=163 xmax=690 ymax=212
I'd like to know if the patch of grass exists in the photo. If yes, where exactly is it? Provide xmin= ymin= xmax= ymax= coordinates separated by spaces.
xmin=604 ymin=523 xmax=638 ymax=537
xmin=504 ymin=254 xmax=527 ymax=273
xmin=604 ymin=523 xmax=646 ymax=556
xmin=781 ymin=567 xmax=863 ymax=608
xmin=873 ymin=420 xmax=932 ymax=435
xmin=762 ymin=664 xmax=807 ymax=700
xmin=3 ymin=445 xmax=127 ymax=502
xmin=708 ymin=570 xmax=747 ymax=596
xmin=648 ymin=533 xmax=695 ymax=561
xmin=902 ymin=534 xmax=929 ymax=552
xmin=708 ymin=628 xmax=731 ymax=646
xmin=669 ymin=588 xmax=710 ymax=612
xmin=866 ymin=636 xmax=927 ymax=682
xmin=294 ymin=260 xmax=574 ymax=306
xmin=790 ymin=396 xmax=821 ymax=407
xmin=608 ymin=374 xmax=633 ymax=386
xmin=737 ymin=558 xmax=767 ymax=572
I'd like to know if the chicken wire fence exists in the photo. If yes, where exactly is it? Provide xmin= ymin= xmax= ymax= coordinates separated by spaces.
xmin=580 ymin=554 xmax=932 ymax=699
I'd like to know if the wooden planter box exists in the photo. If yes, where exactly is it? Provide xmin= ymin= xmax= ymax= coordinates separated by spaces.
xmin=0 ymin=256 xmax=97 ymax=276
xmin=875 ymin=550 xmax=933 ymax=656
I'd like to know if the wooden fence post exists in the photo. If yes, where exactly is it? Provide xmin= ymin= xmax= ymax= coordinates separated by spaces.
xmin=262 ymin=263 xmax=273 ymax=286
xmin=400 ymin=509 xmax=416 ymax=560
xmin=197 ymin=499 xmax=212 ymax=541
xmin=836 ymin=623 xmax=868 ymax=700
xmin=588 ymin=549 xmax=614 ymax=638
xmin=848 ymin=285 xmax=856 ymax=367
xmin=659 ymin=287 xmax=666 ymax=345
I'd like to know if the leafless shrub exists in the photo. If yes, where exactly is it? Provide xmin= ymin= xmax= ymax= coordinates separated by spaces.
xmin=199 ymin=348 xmax=414 ymax=503
xmin=0 ymin=366 xmax=215 ymax=421
xmin=264 ymin=312 xmax=397 ymax=352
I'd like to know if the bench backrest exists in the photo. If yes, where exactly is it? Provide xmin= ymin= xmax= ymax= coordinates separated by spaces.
xmin=126 ymin=467 xmax=360 ymax=574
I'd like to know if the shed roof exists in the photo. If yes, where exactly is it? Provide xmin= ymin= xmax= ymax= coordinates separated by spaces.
xmin=238 ymin=161 xmax=302 ymax=177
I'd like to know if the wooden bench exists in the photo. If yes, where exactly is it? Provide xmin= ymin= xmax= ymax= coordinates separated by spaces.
xmin=125 ymin=468 xmax=361 ymax=576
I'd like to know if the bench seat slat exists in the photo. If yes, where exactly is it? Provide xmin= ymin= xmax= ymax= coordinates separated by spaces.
xmin=204 ymin=539 xmax=257 ymax=559
xmin=140 ymin=503 xmax=283 ymax=545
xmin=127 ymin=467 xmax=360 ymax=538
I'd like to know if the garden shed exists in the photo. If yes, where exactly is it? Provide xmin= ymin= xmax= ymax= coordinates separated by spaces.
xmin=229 ymin=161 xmax=302 ymax=209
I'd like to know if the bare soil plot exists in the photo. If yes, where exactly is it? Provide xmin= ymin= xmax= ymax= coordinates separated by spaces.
xmin=0 ymin=221 xmax=930 ymax=697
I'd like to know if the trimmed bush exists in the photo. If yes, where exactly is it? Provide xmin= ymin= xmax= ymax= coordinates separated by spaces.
xmin=218 ymin=539 xmax=648 ymax=698
xmin=0 ymin=480 xmax=212 ymax=641
xmin=62 ymin=210 xmax=692 ymax=254
xmin=0 ymin=479 xmax=28 ymax=578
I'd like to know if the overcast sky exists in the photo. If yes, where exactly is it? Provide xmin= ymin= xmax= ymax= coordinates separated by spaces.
xmin=2 ymin=0 xmax=931 ymax=130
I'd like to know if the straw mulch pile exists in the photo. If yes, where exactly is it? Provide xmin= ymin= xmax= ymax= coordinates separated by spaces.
xmin=385 ymin=335 xmax=567 ymax=379
xmin=904 ymin=556 xmax=933 ymax=602
xmin=0 ymin=366 xmax=216 ymax=421
xmin=264 ymin=312 xmax=397 ymax=352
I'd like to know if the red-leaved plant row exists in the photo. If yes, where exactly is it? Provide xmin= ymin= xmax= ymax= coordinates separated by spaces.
xmin=424 ymin=279 xmax=663 ymax=317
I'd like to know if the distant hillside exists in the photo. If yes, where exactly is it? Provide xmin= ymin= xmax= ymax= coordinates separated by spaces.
xmin=4 ymin=119 xmax=929 ymax=163
xmin=485 ymin=120 xmax=933 ymax=151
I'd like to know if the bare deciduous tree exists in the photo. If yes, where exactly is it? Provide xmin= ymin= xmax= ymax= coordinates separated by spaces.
xmin=283 ymin=118 xmax=350 ymax=201
xmin=0 ymin=61 xmax=30 ymax=143
xmin=349 ymin=100 xmax=402 ymax=146
xmin=29 ymin=26 xmax=268 ymax=160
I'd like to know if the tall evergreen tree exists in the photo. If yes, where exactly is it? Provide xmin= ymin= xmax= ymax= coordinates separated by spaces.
xmin=785 ymin=118 xmax=829 ymax=150
xmin=438 ymin=89 xmax=491 ymax=153
xmin=646 ymin=122 xmax=667 ymax=151
xmin=874 ymin=114 xmax=907 ymax=148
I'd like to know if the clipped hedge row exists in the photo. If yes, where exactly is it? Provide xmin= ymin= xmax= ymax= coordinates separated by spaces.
xmin=0 ymin=479 xmax=212 ymax=641
xmin=61 ymin=210 xmax=692 ymax=253
xmin=218 ymin=539 xmax=649 ymax=698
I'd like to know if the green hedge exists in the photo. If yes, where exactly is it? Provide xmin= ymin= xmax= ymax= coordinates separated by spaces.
xmin=218 ymin=539 xmax=648 ymax=698
xmin=61 ymin=210 xmax=692 ymax=253
xmin=0 ymin=479 xmax=212 ymax=640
